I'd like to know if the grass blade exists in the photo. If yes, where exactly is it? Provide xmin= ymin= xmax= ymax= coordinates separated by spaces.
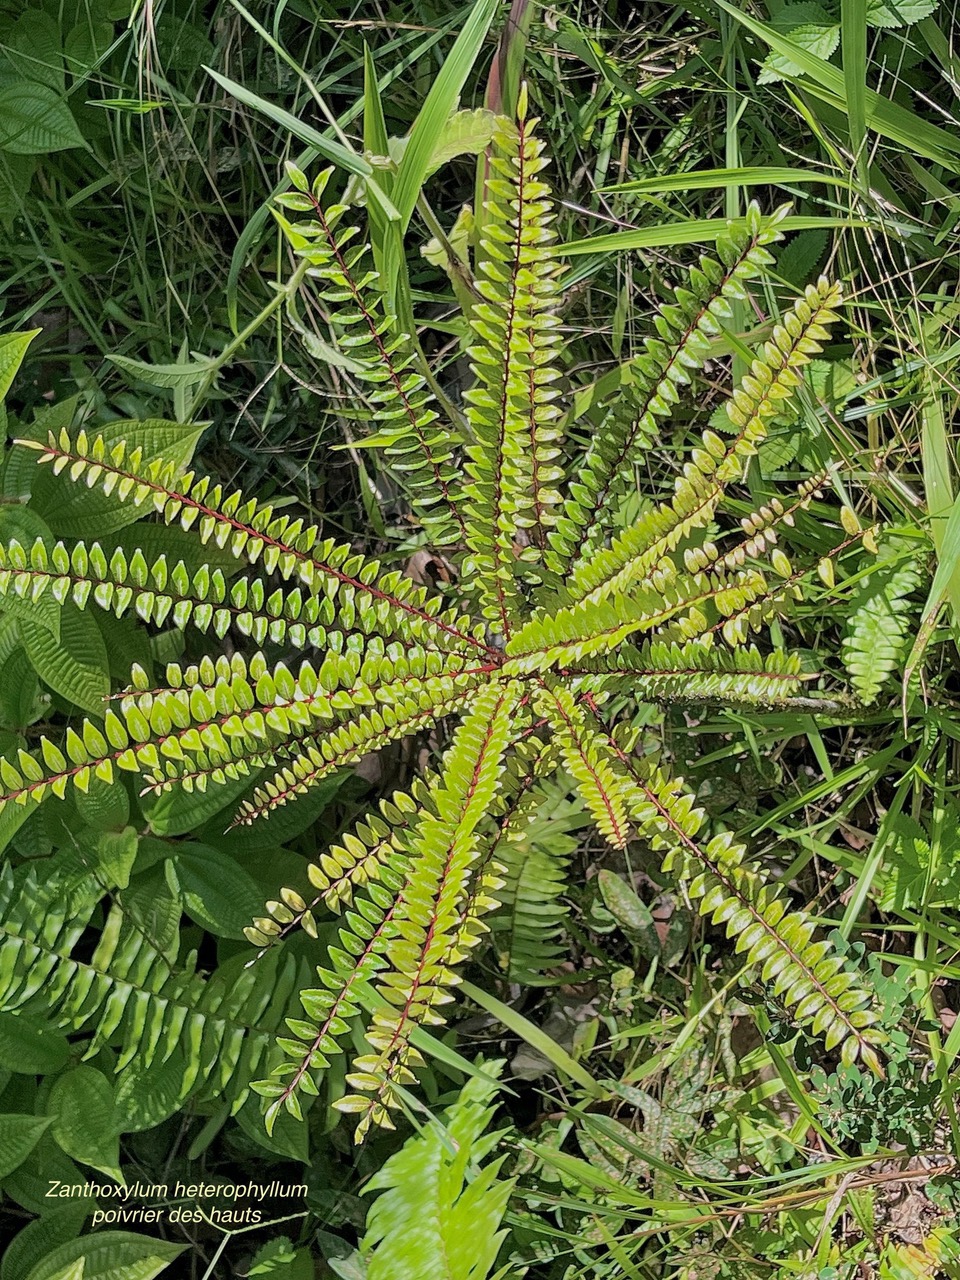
xmin=392 ymin=0 xmax=501 ymax=231
xmin=557 ymin=213 xmax=866 ymax=257
xmin=603 ymin=165 xmax=854 ymax=195
xmin=841 ymin=0 xmax=869 ymax=187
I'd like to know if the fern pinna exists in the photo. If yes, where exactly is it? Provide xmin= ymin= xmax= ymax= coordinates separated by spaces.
xmin=0 ymin=97 xmax=883 ymax=1139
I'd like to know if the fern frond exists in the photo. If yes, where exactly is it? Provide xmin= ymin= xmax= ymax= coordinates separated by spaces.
xmin=19 ymin=430 xmax=492 ymax=657
xmin=245 ymin=778 xmax=438 ymax=947
xmin=276 ymin=166 xmax=466 ymax=547
xmin=489 ymin=772 xmax=579 ymax=985
xmin=0 ymin=653 xmax=492 ymax=817
xmin=504 ymin=566 xmax=776 ymax=672
xmin=0 ymin=860 xmax=302 ymax=1108
xmin=547 ymin=203 xmax=787 ymax=573
xmin=462 ymin=98 xmax=565 ymax=631
xmin=359 ymin=1066 xmax=513 ymax=1280
xmin=841 ymin=540 xmax=921 ymax=703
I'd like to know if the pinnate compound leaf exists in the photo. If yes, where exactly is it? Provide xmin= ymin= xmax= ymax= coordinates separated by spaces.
xmin=22 ymin=419 xmax=203 ymax=539
xmin=143 ymin=768 xmax=260 ymax=836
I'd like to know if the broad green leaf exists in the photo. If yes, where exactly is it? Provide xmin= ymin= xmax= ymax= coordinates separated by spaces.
xmin=1 ymin=1205 xmax=90 ymax=1280
xmin=19 ymin=601 xmax=110 ymax=717
xmin=0 ymin=330 xmax=40 ymax=400
xmin=0 ymin=791 xmax=36 ymax=856
xmin=777 ymin=228 xmax=830 ymax=286
xmin=2 ymin=1132 xmax=87 ymax=1217
xmin=22 ymin=419 xmax=203 ymax=539
xmin=2 ymin=13 xmax=64 ymax=91
xmin=47 ymin=1067 xmax=122 ymax=1181
xmin=106 ymin=353 xmax=219 ymax=389
xmin=118 ymin=867 xmax=180 ymax=959
xmin=201 ymin=771 xmax=347 ymax=853
xmin=0 ymin=1013 xmax=70 ymax=1075
xmin=0 ymin=646 xmax=41 ymax=727
xmin=64 ymin=20 xmax=116 ymax=76
xmin=24 ymin=1233 xmax=184 ymax=1280
xmin=0 ymin=1114 xmax=51 ymax=1178
xmin=866 ymin=0 xmax=936 ymax=25
xmin=165 ymin=842 xmax=265 ymax=938
xmin=142 ymin=766 xmax=258 ymax=836
xmin=235 ymin=1093 xmax=309 ymax=1165
xmin=46 ymin=1262 xmax=84 ymax=1280
xmin=113 ymin=1049 xmax=191 ymax=1133
xmin=877 ymin=814 xmax=930 ymax=911
xmin=759 ymin=19 xmax=840 ymax=85
xmin=0 ymin=84 xmax=84 ymax=155
xmin=386 ymin=107 xmax=496 ymax=176
xmin=91 ymin=828 xmax=138 ymax=889
xmin=97 ymin=520 xmax=244 ymax=578
xmin=247 ymin=1239 xmax=313 ymax=1279
xmin=75 ymin=777 xmax=131 ymax=833
xmin=597 ymin=870 xmax=662 ymax=959
xmin=0 ymin=153 xmax=36 ymax=229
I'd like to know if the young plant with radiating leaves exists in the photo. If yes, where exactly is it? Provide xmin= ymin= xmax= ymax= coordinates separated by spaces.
xmin=0 ymin=98 xmax=884 ymax=1140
